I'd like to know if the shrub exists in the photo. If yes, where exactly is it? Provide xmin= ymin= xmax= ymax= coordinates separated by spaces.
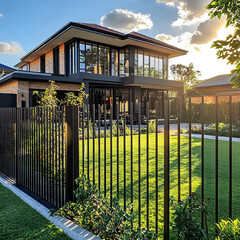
xmin=51 ymin=175 xmax=156 ymax=240
xmin=216 ymin=219 xmax=240 ymax=240
xmin=170 ymin=193 xmax=209 ymax=240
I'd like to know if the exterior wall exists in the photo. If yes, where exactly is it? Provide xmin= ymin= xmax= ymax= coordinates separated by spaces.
xmin=18 ymin=81 xmax=30 ymax=107
xmin=45 ymin=50 xmax=53 ymax=73
xmin=0 ymin=81 xmax=18 ymax=94
xmin=30 ymin=58 xmax=40 ymax=72
xmin=196 ymin=85 xmax=239 ymax=95
xmin=29 ymin=81 xmax=82 ymax=91
xmin=0 ymin=80 xmax=30 ymax=107
xmin=59 ymin=44 xmax=65 ymax=75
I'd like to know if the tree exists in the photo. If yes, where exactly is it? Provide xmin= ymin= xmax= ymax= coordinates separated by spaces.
xmin=33 ymin=81 xmax=88 ymax=107
xmin=170 ymin=63 xmax=201 ymax=93
xmin=33 ymin=80 xmax=59 ymax=107
xmin=207 ymin=0 xmax=240 ymax=88
xmin=61 ymin=83 xmax=88 ymax=107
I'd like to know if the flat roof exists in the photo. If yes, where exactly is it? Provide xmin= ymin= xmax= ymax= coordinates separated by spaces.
xmin=15 ymin=22 xmax=188 ymax=68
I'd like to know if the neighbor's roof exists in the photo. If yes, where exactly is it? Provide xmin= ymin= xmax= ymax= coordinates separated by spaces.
xmin=0 ymin=63 xmax=15 ymax=70
xmin=15 ymin=22 xmax=188 ymax=68
xmin=194 ymin=74 xmax=233 ymax=88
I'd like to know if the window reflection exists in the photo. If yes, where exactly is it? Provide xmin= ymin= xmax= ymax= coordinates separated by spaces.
xmin=111 ymin=49 xmax=118 ymax=76
xmin=134 ymin=48 xmax=168 ymax=80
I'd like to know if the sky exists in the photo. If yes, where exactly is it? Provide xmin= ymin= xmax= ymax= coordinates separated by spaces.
xmin=0 ymin=0 xmax=234 ymax=80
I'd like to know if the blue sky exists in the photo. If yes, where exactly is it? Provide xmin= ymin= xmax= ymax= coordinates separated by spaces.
xmin=0 ymin=0 xmax=233 ymax=79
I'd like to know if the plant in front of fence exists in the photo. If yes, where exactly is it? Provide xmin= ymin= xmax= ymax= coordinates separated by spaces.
xmin=51 ymin=175 xmax=156 ymax=240
xmin=216 ymin=219 xmax=240 ymax=240
xmin=170 ymin=193 xmax=209 ymax=240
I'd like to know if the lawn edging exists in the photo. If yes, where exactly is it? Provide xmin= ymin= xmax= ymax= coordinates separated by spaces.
xmin=0 ymin=175 xmax=101 ymax=240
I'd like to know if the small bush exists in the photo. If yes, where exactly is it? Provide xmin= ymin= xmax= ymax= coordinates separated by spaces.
xmin=216 ymin=219 xmax=240 ymax=240
xmin=170 ymin=193 xmax=209 ymax=240
xmin=52 ymin=175 xmax=156 ymax=240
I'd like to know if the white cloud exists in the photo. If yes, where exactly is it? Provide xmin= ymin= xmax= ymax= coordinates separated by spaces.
xmin=155 ymin=32 xmax=192 ymax=49
xmin=0 ymin=41 xmax=24 ymax=55
xmin=100 ymin=9 xmax=153 ymax=33
xmin=156 ymin=26 xmax=234 ymax=79
xmin=156 ymin=0 xmax=209 ymax=27
xmin=190 ymin=17 xmax=226 ymax=44
xmin=0 ymin=13 xmax=3 ymax=18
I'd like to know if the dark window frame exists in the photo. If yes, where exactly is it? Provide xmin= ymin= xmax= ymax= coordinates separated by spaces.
xmin=40 ymin=55 xmax=45 ymax=73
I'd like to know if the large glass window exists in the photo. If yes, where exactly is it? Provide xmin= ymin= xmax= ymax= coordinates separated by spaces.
xmin=67 ymin=40 xmax=129 ymax=77
xmin=144 ymin=51 xmax=149 ymax=77
xmin=79 ymin=41 xmax=86 ymax=72
xmin=124 ymin=48 xmax=129 ymax=77
xmin=158 ymin=57 xmax=163 ymax=78
xmin=163 ymin=57 xmax=168 ymax=79
xmin=68 ymin=44 xmax=72 ymax=75
xmin=133 ymin=47 xmax=168 ymax=79
xmin=98 ymin=45 xmax=104 ymax=75
xmin=86 ymin=43 xmax=92 ymax=73
xmin=138 ymin=49 xmax=144 ymax=76
xmin=111 ymin=49 xmax=118 ymax=76
xmin=150 ymin=52 xmax=155 ymax=78
xmin=154 ymin=54 xmax=159 ymax=78
xmin=92 ymin=44 xmax=98 ymax=74
xmin=119 ymin=49 xmax=125 ymax=77
xmin=105 ymin=47 xmax=110 ymax=75
xmin=134 ymin=49 xmax=138 ymax=75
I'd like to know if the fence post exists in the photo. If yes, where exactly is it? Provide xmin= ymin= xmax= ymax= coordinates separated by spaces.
xmin=65 ymin=106 xmax=79 ymax=202
xmin=164 ymin=99 xmax=170 ymax=240
xmin=15 ymin=108 xmax=18 ymax=184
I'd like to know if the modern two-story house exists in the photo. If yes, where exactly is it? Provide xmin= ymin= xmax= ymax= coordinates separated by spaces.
xmin=0 ymin=22 xmax=187 ymax=117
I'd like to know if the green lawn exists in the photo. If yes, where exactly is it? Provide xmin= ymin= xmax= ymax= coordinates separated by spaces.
xmin=79 ymin=133 xmax=240 ymax=239
xmin=0 ymin=184 xmax=70 ymax=240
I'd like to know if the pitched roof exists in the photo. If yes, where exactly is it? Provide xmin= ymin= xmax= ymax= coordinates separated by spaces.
xmin=195 ymin=74 xmax=232 ymax=88
xmin=16 ymin=22 xmax=187 ymax=67
xmin=0 ymin=63 xmax=15 ymax=70
xmin=77 ymin=23 xmax=125 ymax=36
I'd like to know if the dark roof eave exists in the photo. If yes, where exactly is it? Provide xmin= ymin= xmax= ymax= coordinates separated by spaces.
xmin=0 ymin=71 xmax=82 ymax=86
xmin=16 ymin=22 xmax=187 ymax=65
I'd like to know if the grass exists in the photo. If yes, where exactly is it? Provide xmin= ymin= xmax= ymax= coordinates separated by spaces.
xmin=79 ymin=133 xmax=240 ymax=239
xmin=0 ymin=183 xmax=70 ymax=240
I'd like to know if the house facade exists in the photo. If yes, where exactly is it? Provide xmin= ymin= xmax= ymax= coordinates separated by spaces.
xmin=0 ymin=22 xmax=187 ymax=117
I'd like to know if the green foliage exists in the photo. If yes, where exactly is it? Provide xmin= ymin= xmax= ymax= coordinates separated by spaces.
xmin=191 ymin=122 xmax=240 ymax=137
xmin=33 ymin=80 xmax=59 ymax=107
xmin=170 ymin=63 xmax=201 ymax=92
xmin=61 ymin=83 xmax=88 ymax=107
xmin=171 ymin=193 xmax=209 ymax=240
xmin=33 ymin=81 xmax=88 ymax=107
xmin=216 ymin=219 xmax=240 ymax=240
xmin=206 ymin=0 xmax=240 ymax=88
xmin=52 ymin=175 xmax=156 ymax=240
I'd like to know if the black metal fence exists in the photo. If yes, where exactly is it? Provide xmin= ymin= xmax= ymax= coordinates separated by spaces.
xmin=0 ymin=95 xmax=240 ymax=239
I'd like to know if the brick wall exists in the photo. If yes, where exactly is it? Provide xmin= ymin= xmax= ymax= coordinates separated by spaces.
xmin=30 ymin=58 xmax=40 ymax=72
xmin=59 ymin=44 xmax=65 ymax=75
xmin=18 ymin=81 xmax=30 ymax=107
xmin=0 ymin=81 xmax=18 ymax=94
xmin=29 ymin=81 xmax=82 ymax=91
xmin=45 ymin=50 xmax=53 ymax=73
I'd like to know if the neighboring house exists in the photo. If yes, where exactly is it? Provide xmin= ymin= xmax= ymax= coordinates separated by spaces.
xmin=0 ymin=22 xmax=187 ymax=117
xmin=0 ymin=63 xmax=15 ymax=77
xmin=194 ymin=74 xmax=240 ymax=95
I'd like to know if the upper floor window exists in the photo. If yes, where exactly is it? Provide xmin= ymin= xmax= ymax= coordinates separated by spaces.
xmin=134 ymin=47 xmax=168 ymax=80
xmin=53 ymin=47 xmax=59 ymax=75
xmin=40 ymin=55 xmax=45 ymax=73
xmin=21 ymin=63 xmax=30 ymax=71
xmin=66 ymin=39 xmax=129 ymax=77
